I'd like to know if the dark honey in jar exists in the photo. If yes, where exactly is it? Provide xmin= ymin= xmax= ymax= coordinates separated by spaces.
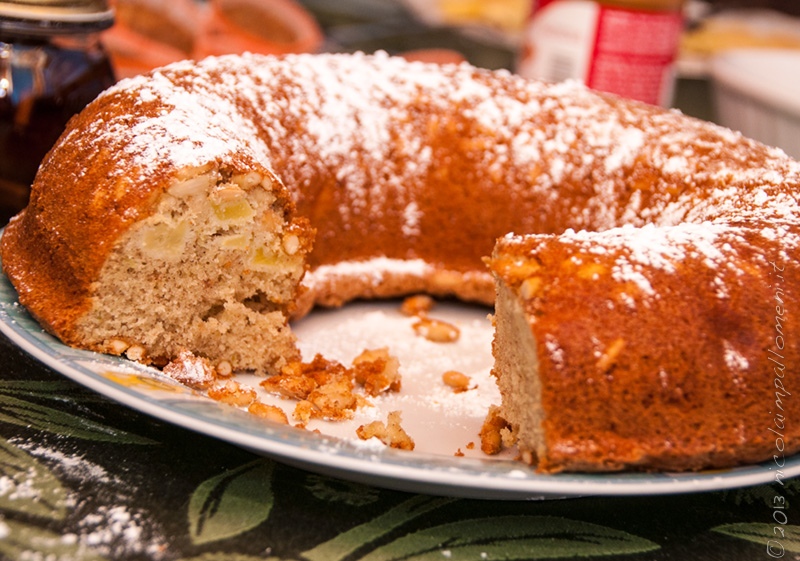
xmin=0 ymin=0 xmax=115 ymax=224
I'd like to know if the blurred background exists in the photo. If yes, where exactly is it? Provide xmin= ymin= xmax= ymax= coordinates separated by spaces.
xmin=1 ymin=0 xmax=799 ymax=223
xmin=99 ymin=0 xmax=800 ymax=116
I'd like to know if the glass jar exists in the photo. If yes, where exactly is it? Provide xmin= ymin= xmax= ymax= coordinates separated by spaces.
xmin=517 ymin=0 xmax=685 ymax=107
xmin=0 ymin=0 xmax=116 ymax=224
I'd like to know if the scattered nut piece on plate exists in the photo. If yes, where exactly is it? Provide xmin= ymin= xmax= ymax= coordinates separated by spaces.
xmin=412 ymin=317 xmax=460 ymax=343
xmin=442 ymin=370 xmax=472 ymax=393
xmin=400 ymin=294 xmax=435 ymax=317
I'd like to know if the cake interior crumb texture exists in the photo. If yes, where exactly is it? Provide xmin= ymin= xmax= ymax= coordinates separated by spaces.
xmin=492 ymin=282 xmax=544 ymax=465
xmin=80 ymin=166 xmax=310 ymax=373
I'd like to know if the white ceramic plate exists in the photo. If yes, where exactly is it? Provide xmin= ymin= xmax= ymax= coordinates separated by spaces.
xmin=0 ymin=265 xmax=795 ymax=500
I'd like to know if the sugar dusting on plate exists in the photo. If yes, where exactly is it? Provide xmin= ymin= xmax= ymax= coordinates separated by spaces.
xmin=285 ymin=300 xmax=501 ymax=458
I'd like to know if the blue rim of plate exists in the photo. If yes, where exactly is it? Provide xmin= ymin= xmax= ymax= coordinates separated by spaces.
xmin=0 ymin=253 xmax=794 ymax=500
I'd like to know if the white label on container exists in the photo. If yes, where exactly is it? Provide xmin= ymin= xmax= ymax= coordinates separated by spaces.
xmin=518 ymin=0 xmax=683 ymax=106
xmin=518 ymin=0 xmax=600 ymax=84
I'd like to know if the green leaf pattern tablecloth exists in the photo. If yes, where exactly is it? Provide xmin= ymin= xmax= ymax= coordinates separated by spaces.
xmin=0 ymin=335 xmax=797 ymax=561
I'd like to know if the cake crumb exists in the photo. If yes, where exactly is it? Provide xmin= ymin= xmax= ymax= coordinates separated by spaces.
xmin=356 ymin=411 xmax=415 ymax=450
xmin=261 ymin=354 xmax=344 ymax=400
xmin=261 ymin=351 xmax=402 ymax=423
xmin=293 ymin=400 xmax=315 ymax=425
xmin=163 ymin=350 xmax=216 ymax=389
xmin=248 ymin=401 xmax=289 ymax=424
xmin=353 ymin=347 xmax=402 ymax=395
xmin=208 ymin=380 xmax=257 ymax=406
xmin=479 ymin=405 xmax=512 ymax=455
xmin=299 ymin=376 xmax=359 ymax=422
xmin=125 ymin=345 xmax=149 ymax=364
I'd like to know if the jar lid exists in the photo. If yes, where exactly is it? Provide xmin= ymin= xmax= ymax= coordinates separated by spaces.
xmin=0 ymin=0 xmax=114 ymax=36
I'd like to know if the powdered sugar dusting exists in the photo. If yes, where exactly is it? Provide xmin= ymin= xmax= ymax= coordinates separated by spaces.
xmin=544 ymin=335 xmax=565 ymax=369
xmin=552 ymin=222 xmax=736 ymax=294
xmin=503 ymin=210 xmax=792 ymax=302
xmin=402 ymin=202 xmax=422 ymax=237
xmin=22 ymin=445 xmax=112 ymax=484
xmin=82 ymin=51 xmax=799 ymax=265
xmin=303 ymin=257 xmax=432 ymax=290
xmin=70 ymin=505 xmax=168 ymax=560
xmin=723 ymin=340 xmax=750 ymax=372
xmin=6 ymin=442 xmax=170 ymax=560
xmin=88 ymin=68 xmax=270 ymax=180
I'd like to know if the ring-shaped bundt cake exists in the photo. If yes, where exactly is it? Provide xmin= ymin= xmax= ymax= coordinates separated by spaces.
xmin=2 ymin=52 xmax=798 ymax=472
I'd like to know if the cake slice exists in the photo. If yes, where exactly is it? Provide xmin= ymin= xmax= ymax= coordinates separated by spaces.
xmin=489 ymin=224 xmax=795 ymax=472
xmin=2 ymin=160 xmax=312 ymax=373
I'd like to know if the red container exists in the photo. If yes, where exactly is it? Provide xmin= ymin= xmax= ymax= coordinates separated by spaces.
xmin=517 ymin=0 xmax=685 ymax=107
